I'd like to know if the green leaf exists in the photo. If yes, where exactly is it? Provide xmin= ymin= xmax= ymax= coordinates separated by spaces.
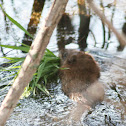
xmin=1 ymin=58 xmax=23 ymax=68
xmin=59 ymin=67 xmax=69 ymax=70
xmin=46 ymin=49 xmax=56 ymax=56
xmin=2 ymin=57 xmax=25 ymax=61
xmin=36 ymin=84 xmax=49 ymax=96
xmin=0 ymin=44 xmax=30 ymax=52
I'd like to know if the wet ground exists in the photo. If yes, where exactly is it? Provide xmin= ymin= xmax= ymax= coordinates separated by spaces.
xmin=0 ymin=0 xmax=126 ymax=125
xmin=0 ymin=50 xmax=126 ymax=126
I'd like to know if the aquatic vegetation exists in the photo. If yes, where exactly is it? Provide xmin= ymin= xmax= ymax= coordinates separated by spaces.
xmin=0 ymin=4 xmax=60 ymax=97
xmin=0 ymin=44 xmax=60 ymax=97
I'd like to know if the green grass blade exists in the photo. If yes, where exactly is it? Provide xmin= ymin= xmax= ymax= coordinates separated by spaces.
xmin=36 ymin=84 xmax=49 ymax=96
xmin=0 ymin=4 xmax=33 ymax=38
xmin=2 ymin=57 xmax=25 ymax=61
xmin=0 ymin=72 xmax=17 ymax=81
xmin=0 ymin=44 xmax=30 ymax=52
xmin=46 ymin=49 xmax=56 ymax=56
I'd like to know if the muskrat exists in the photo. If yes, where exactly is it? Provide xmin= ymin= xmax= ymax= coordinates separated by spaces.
xmin=59 ymin=49 xmax=104 ymax=106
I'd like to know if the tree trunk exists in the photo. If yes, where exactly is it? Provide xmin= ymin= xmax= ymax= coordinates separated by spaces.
xmin=0 ymin=0 xmax=68 ymax=125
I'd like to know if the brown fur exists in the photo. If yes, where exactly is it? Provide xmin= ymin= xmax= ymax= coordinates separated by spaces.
xmin=59 ymin=49 xmax=104 ymax=106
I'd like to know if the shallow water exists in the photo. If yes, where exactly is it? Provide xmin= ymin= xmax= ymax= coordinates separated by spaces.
xmin=1 ymin=50 xmax=126 ymax=126
xmin=0 ymin=0 xmax=126 ymax=125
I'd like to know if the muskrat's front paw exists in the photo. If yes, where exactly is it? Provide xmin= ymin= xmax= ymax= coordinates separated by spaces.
xmin=69 ymin=93 xmax=87 ymax=104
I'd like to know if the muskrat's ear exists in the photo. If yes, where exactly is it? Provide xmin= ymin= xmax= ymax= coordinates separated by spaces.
xmin=67 ymin=55 xmax=77 ymax=64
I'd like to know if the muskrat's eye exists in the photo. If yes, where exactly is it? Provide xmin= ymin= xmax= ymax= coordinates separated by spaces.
xmin=67 ymin=55 xmax=76 ymax=64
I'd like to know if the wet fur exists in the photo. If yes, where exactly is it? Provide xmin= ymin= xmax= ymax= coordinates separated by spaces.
xmin=59 ymin=49 xmax=104 ymax=106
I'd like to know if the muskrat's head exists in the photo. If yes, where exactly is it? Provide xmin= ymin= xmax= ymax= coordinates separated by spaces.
xmin=59 ymin=49 xmax=100 ymax=82
xmin=59 ymin=49 xmax=78 ymax=65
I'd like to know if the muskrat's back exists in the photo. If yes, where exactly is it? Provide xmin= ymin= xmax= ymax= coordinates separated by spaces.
xmin=59 ymin=49 xmax=104 ymax=106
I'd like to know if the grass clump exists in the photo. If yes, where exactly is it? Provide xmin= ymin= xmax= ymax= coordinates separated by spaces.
xmin=27 ymin=49 xmax=60 ymax=96
xmin=0 ymin=4 xmax=60 ymax=97
xmin=0 ymin=45 xmax=60 ymax=97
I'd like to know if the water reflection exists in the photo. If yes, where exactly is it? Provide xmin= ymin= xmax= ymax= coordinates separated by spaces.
xmin=100 ymin=0 xmax=117 ymax=49
xmin=118 ymin=20 xmax=126 ymax=51
xmin=122 ymin=21 xmax=126 ymax=35
xmin=0 ymin=0 xmax=125 ymax=54
xmin=56 ymin=0 xmax=126 ymax=51
xmin=105 ymin=0 xmax=116 ymax=49
xmin=22 ymin=0 xmax=46 ymax=46
xmin=57 ymin=13 xmax=75 ymax=51
xmin=77 ymin=0 xmax=90 ymax=51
